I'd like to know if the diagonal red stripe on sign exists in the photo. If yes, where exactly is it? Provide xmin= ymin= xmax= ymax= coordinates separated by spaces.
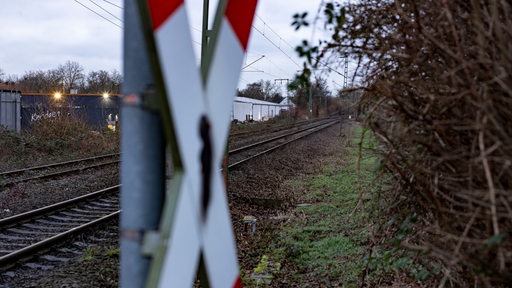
xmin=225 ymin=0 xmax=258 ymax=51
xmin=232 ymin=276 xmax=242 ymax=288
xmin=148 ymin=0 xmax=183 ymax=30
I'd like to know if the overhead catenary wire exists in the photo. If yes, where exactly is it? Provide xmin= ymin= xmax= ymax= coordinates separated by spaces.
xmin=77 ymin=0 xmax=199 ymax=45
xmin=254 ymin=3 xmax=348 ymax=88
xmin=89 ymin=0 xmax=123 ymax=22
xmin=75 ymin=1 xmax=304 ymax=80
xmin=101 ymin=0 xmax=122 ymax=9
xmin=315 ymin=58 xmax=346 ymax=78
xmin=251 ymin=25 xmax=301 ymax=69
xmin=255 ymin=15 xmax=295 ymax=50
xmin=241 ymin=51 xmax=293 ymax=82
xmin=241 ymin=55 xmax=265 ymax=70
xmin=264 ymin=55 xmax=293 ymax=77
xmin=73 ymin=1 xmax=318 ymax=80
xmin=251 ymin=14 xmax=346 ymax=80
xmin=73 ymin=0 xmax=122 ymax=28
xmin=253 ymin=12 xmax=336 ymax=75
xmin=261 ymin=70 xmax=281 ymax=79
xmin=96 ymin=3 xmax=312 ymax=85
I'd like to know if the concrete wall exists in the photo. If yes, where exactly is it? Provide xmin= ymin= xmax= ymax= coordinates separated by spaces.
xmin=0 ymin=90 xmax=21 ymax=132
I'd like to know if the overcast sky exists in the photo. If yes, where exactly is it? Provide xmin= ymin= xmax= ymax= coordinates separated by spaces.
xmin=0 ymin=0 xmax=344 ymax=92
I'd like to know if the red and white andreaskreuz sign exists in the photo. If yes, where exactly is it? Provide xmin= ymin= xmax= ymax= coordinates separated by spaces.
xmin=144 ymin=0 xmax=258 ymax=287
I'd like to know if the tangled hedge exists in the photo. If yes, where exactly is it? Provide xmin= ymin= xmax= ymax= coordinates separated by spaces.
xmin=307 ymin=0 xmax=512 ymax=286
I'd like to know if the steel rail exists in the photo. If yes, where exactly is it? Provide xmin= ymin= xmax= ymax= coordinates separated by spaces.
xmin=0 ymin=153 xmax=120 ymax=177
xmin=229 ymin=118 xmax=310 ymax=137
xmin=0 ymin=211 xmax=119 ymax=267
xmin=1 ymin=160 xmax=120 ymax=188
xmin=0 ymin=186 xmax=120 ymax=267
xmin=229 ymin=119 xmax=337 ymax=155
xmin=0 ymin=186 xmax=119 ymax=227
xmin=228 ymin=120 xmax=338 ymax=169
xmin=0 ymin=119 xmax=337 ymax=269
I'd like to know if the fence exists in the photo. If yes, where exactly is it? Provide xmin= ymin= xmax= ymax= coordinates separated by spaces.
xmin=0 ymin=90 xmax=21 ymax=132
xmin=0 ymin=92 xmax=121 ymax=131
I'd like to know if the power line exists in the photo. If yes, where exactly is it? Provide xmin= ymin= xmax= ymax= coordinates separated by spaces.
xmin=242 ymin=55 xmax=265 ymax=70
xmin=264 ymin=56 xmax=293 ymax=78
xmin=242 ymin=51 xmax=291 ymax=81
xmin=262 ymin=70 xmax=281 ymax=79
xmin=73 ymin=0 xmax=122 ymax=28
xmin=254 ymin=11 xmax=348 ymax=86
xmin=314 ymin=54 xmax=347 ymax=79
xmin=101 ymin=0 xmax=122 ymax=9
xmin=255 ymin=15 xmax=295 ymax=50
xmin=251 ymin=25 xmax=301 ymax=68
xmin=238 ymin=76 xmax=250 ymax=86
xmin=89 ymin=0 xmax=123 ymax=22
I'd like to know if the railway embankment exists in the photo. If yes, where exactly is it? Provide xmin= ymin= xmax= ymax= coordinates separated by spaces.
xmin=0 ymin=118 xmax=439 ymax=287
xmin=241 ymin=121 xmax=438 ymax=287
xmin=253 ymin=121 xmax=377 ymax=286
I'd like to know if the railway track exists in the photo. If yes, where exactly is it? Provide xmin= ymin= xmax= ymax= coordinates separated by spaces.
xmin=229 ymin=118 xmax=310 ymax=138
xmin=229 ymin=117 xmax=333 ymax=147
xmin=0 ymin=118 xmax=338 ymax=268
xmin=0 ymin=153 xmax=120 ymax=188
xmin=0 ymin=118 xmax=333 ymax=188
xmin=0 ymin=186 xmax=119 ymax=267
xmin=228 ymin=118 xmax=339 ymax=169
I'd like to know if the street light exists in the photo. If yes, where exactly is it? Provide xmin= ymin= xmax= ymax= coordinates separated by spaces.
xmin=101 ymin=93 xmax=111 ymax=128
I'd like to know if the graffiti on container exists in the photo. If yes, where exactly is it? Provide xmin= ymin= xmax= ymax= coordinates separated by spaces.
xmin=31 ymin=111 xmax=61 ymax=122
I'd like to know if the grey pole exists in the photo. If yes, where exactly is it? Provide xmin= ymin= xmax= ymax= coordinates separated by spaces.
xmin=120 ymin=0 xmax=165 ymax=287
xmin=274 ymin=78 xmax=290 ymax=122
xmin=308 ymin=81 xmax=313 ymax=121
xmin=201 ymin=0 xmax=210 ymax=67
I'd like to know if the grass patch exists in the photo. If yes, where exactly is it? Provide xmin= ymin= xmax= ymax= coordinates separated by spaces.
xmin=80 ymin=244 xmax=119 ymax=287
xmin=83 ymin=247 xmax=102 ymax=262
xmin=259 ymin=123 xmax=379 ymax=287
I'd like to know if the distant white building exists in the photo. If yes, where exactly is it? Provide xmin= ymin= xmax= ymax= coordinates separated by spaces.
xmin=279 ymin=96 xmax=293 ymax=108
xmin=232 ymin=96 xmax=293 ymax=122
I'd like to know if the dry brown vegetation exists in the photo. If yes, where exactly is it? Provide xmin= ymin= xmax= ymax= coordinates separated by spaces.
xmin=310 ymin=0 xmax=512 ymax=286
xmin=0 ymin=115 xmax=119 ymax=171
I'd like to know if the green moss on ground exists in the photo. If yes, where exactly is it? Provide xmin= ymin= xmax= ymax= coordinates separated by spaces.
xmin=246 ymin=123 xmax=378 ymax=287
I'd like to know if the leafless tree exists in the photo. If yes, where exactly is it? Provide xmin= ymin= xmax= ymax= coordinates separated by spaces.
xmin=109 ymin=70 xmax=122 ymax=94
xmin=85 ymin=70 xmax=112 ymax=93
xmin=84 ymin=69 xmax=122 ymax=94
xmin=56 ymin=61 xmax=85 ymax=93
xmin=238 ymin=80 xmax=283 ymax=103
xmin=18 ymin=69 xmax=61 ymax=93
